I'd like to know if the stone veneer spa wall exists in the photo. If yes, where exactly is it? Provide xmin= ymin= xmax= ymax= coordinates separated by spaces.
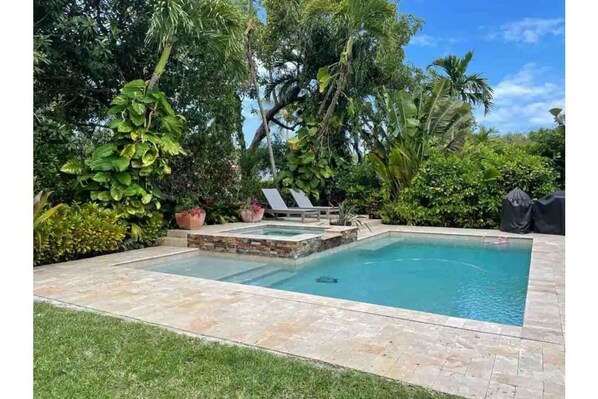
xmin=187 ymin=227 xmax=358 ymax=259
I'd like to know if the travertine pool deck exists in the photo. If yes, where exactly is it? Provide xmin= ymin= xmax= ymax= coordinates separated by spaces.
xmin=34 ymin=224 xmax=564 ymax=399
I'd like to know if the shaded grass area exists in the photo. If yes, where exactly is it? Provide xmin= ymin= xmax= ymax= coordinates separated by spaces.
xmin=34 ymin=302 xmax=457 ymax=398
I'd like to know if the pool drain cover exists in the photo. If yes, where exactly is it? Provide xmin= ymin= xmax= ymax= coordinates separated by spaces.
xmin=316 ymin=276 xmax=338 ymax=284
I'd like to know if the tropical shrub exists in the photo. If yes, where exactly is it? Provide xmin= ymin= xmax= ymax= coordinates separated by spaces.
xmin=334 ymin=163 xmax=385 ymax=217
xmin=159 ymin=131 xmax=240 ymax=210
xmin=34 ymin=203 xmax=128 ymax=266
xmin=366 ymin=79 xmax=473 ymax=200
xmin=61 ymin=80 xmax=186 ymax=238
xmin=277 ymin=125 xmax=334 ymax=200
xmin=381 ymin=145 xmax=557 ymax=228
xmin=34 ymin=189 xmax=64 ymax=252
xmin=135 ymin=211 xmax=166 ymax=247
xmin=528 ymin=127 xmax=565 ymax=189
xmin=203 ymin=199 xmax=240 ymax=225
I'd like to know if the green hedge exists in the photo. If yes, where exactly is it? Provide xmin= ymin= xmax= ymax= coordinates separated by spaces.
xmin=34 ymin=203 xmax=128 ymax=266
xmin=333 ymin=163 xmax=386 ymax=218
xmin=381 ymin=145 xmax=557 ymax=228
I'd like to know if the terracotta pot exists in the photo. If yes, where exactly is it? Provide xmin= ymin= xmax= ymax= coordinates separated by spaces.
xmin=175 ymin=211 xmax=206 ymax=230
xmin=240 ymin=207 xmax=265 ymax=223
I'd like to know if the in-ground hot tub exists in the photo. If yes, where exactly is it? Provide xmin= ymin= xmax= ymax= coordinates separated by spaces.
xmin=225 ymin=225 xmax=327 ymax=237
xmin=186 ymin=224 xmax=358 ymax=259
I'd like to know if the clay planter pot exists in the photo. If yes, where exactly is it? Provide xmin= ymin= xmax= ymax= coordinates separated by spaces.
xmin=240 ymin=208 xmax=265 ymax=223
xmin=175 ymin=211 xmax=206 ymax=230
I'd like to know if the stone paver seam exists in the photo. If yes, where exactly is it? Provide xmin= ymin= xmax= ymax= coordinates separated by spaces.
xmin=485 ymin=350 xmax=500 ymax=398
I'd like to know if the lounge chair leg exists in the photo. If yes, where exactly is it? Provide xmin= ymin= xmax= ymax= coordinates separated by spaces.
xmin=301 ymin=213 xmax=305 ymax=223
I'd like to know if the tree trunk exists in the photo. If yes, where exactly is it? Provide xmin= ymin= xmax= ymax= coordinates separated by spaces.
xmin=316 ymin=72 xmax=346 ymax=139
xmin=248 ymin=86 xmax=302 ymax=149
xmin=147 ymin=37 xmax=173 ymax=90
xmin=246 ymin=0 xmax=276 ymax=178
xmin=316 ymin=37 xmax=352 ymax=139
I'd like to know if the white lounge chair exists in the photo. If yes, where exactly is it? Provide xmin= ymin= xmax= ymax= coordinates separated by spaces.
xmin=261 ymin=189 xmax=320 ymax=223
xmin=290 ymin=189 xmax=339 ymax=217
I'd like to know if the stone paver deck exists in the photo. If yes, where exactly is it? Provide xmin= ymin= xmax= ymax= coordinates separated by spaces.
xmin=34 ymin=224 xmax=565 ymax=399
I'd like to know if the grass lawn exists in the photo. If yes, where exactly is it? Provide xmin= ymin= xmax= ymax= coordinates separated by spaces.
xmin=34 ymin=302 xmax=457 ymax=398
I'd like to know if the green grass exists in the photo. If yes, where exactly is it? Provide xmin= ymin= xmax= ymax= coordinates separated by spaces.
xmin=34 ymin=302 xmax=456 ymax=399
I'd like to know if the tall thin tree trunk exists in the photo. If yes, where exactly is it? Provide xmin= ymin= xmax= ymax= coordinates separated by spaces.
xmin=147 ymin=36 xmax=174 ymax=90
xmin=246 ymin=0 xmax=277 ymax=179
xmin=316 ymin=38 xmax=352 ymax=139
xmin=316 ymin=72 xmax=346 ymax=139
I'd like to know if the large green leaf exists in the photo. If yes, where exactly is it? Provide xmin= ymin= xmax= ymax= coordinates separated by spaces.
xmin=107 ymin=105 xmax=125 ymax=115
xmin=60 ymin=159 xmax=83 ymax=175
xmin=134 ymin=142 xmax=150 ymax=159
xmin=129 ymin=102 xmax=146 ymax=116
xmin=317 ymin=66 xmax=331 ymax=93
xmin=96 ymin=191 xmax=112 ymax=202
xmin=129 ymin=112 xmax=145 ymax=127
xmin=117 ymin=122 xmax=133 ymax=133
xmin=92 ymin=172 xmax=111 ymax=183
xmin=110 ymin=184 xmax=124 ymax=201
xmin=111 ymin=157 xmax=130 ymax=172
xmin=120 ymin=143 xmax=136 ymax=159
xmin=123 ymin=79 xmax=145 ymax=90
xmin=142 ymin=148 xmax=158 ymax=166
xmin=111 ymin=95 xmax=127 ymax=106
xmin=109 ymin=118 xmax=124 ymax=129
xmin=139 ymin=166 xmax=154 ymax=176
xmin=115 ymin=172 xmax=132 ymax=186
xmin=123 ymin=184 xmax=141 ymax=197
xmin=141 ymin=193 xmax=153 ymax=204
xmin=92 ymin=143 xmax=117 ymax=159
xmin=90 ymin=157 xmax=115 ymax=171
xmin=301 ymin=151 xmax=315 ymax=164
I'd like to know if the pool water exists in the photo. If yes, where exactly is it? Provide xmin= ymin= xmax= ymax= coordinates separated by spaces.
xmin=143 ymin=235 xmax=532 ymax=325
xmin=226 ymin=225 xmax=327 ymax=237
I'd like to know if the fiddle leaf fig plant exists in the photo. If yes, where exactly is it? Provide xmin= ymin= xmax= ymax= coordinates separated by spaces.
xmin=61 ymin=79 xmax=186 ymax=218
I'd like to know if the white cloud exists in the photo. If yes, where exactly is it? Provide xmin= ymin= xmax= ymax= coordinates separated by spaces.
xmin=409 ymin=34 xmax=458 ymax=47
xmin=487 ymin=18 xmax=564 ymax=44
xmin=477 ymin=63 xmax=564 ymax=133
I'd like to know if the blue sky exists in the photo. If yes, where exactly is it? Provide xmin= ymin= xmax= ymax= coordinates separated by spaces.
xmin=242 ymin=0 xmax=565 ymax=144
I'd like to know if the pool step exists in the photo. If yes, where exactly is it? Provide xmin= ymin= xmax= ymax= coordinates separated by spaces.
xmin=246 ymin=269 xmax=297 ymax=287
xmin=167 ymin=229 xmax=190 ymax=238
xmin=358 ymin=237 xmax=405 ymax=251
xmin=360 ymin=218 xmax=382 ymax=227
xmin=220 ymin=265 xmax=281 ymax=284
xmin=158 ymin=236 xmax=188 ymax=247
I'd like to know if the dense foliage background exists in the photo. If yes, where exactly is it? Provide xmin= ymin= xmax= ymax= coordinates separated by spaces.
xmin=34 ymin=0 xmax=565 ymax=265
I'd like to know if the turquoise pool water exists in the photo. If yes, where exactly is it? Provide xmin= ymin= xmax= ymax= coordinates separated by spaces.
xmin=144 ymin=235 xmax=532 ymax=325
xmin=226 ymin=225 xmax=327 ymax=237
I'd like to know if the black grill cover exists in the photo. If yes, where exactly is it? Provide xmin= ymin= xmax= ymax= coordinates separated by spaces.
xmin=500 ymin=188 xmax=533 ymax=234
xmin=533 ymin=191 xmax=565 ymax=235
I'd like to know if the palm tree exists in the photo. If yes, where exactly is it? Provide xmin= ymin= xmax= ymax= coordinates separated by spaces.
xmin=366 ymin=79 xmax=473 ymax=199
xmin=303 ymin=0 xmax=398 ymax=138
xmin=473 ymin=125 xmax=498 ymax=143
xmin=429 ymin=50 xmax=494 ymax=115
xmin=146 ymin=0 xmax=245 ymax=89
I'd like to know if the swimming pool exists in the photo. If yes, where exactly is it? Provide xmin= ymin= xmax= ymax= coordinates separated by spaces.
xmin=143 ymin=234 xmax=532 ymax=325
xmin=225 ymin=225 xmax=327 ymax=237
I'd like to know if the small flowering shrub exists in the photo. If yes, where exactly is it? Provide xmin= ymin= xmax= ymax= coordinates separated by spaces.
xmin=240 ymin=198 xmax=263 ymax=212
